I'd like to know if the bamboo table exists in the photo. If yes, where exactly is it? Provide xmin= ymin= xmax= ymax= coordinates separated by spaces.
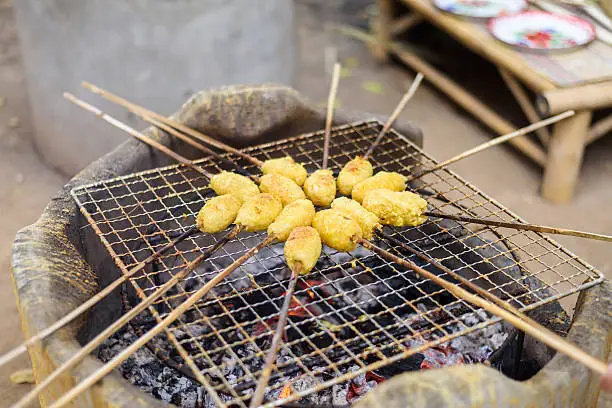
xmin=369 ymin=0 xmax=612 ymax=203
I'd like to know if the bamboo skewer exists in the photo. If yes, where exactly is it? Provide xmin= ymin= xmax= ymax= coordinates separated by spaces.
xmin=364 ymin=72 xmax=424 ymax=159
xmin=376 ymin=231 xmax=542 ymax=328
xmin=81 ymin=81 xmax=264 ymax=167
xmin=407 ymin=110 xmax=574 ymax=182
xmin=146 ymin=113 xmax=220 ymax=157
xmin=322 ymin=63 xmax=342 ymax=170
xmin=64 ymin=93 xmax=214 ymax=179
xmin=142 ymin=113 xmax=255 ymax=179
xmin=425 ymin=211 xmax=612 ymax=243
xmin=13 ymin=226 xmax=241 ymax=408
xmin=253 ymin=63 xmax=345 ymax=404
xmin=0 ymin=226 xmax=196 ymax=370
xmin=47 ymin=234 xmax=276 ymax=408
xmin=358 ymin=238 xmax=608 ymax=375
xmin=249 ymin=266 xmax=301 ymax=408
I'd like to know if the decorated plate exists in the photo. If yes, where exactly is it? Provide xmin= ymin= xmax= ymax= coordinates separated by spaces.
xmin=433 ymin=0 xmax=527 ymax=19
xmin=489 ymin=11 xmax=595 ymax=52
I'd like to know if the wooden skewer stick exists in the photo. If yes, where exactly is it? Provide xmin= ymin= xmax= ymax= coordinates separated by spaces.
xmin=358 ymin=238 xmax=607 ymax=375
xmin=425 ymin=211 xmax=612 ymax=243
xmin=64 ymin=93 xmax=215 ymax=178
xmin=407 ymin=110 xmax=574 ymax=182
xmin=46 ymin=234 xmax=276 ymax=408
xmin=66 ymin=93 xmax=260 ymax=183
xmin=322 ymin=63 xmax=342 ymax=170
xmin=364 ymin=72 xmax=424 ymax=159
xmin=249 ymin=268 xmax=300 ymax=408
xmin=64 ymin=93 xmax=214 ymax=179
xmin=142 ymin=113 xmax=255 ymax=179
xmin=12 ymin=226 xmax=242 ymax=408
xmin=81 ymin=81 xmax=264 ymax=167
xmin=376 ymin=230 xmax=544 ymax=330
xmin=0 ymin=226 xmax=196 ymax=370
xmin=145 ymin=114 xmax=222 ymax=158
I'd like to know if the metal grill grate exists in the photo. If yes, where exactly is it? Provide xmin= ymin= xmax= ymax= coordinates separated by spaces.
xmin=72 ymin=120 xmax=602 ymax=407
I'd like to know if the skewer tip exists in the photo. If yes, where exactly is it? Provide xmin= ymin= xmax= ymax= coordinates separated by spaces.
xmin=81 ymin=81 xmax=98 ymax=92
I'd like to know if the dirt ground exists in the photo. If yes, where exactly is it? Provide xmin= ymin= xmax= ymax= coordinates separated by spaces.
xmin=1 ymin=0 xmax=611 ymax=406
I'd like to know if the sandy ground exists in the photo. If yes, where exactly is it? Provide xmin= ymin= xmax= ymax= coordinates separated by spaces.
xmin=1 ymin=0 xmax=611 ymax=406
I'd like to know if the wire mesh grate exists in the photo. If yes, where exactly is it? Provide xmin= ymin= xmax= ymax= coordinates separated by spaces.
xmin=72 ymin=120 xmax=602 ymax=407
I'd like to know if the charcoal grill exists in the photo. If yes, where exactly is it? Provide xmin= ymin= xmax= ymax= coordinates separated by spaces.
xmin=12 ymin=84 xmax=612 ymax=408
xmin=70 ymin=120 xmax=602 ymax=407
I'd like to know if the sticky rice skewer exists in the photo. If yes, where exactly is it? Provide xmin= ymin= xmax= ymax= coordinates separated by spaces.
xmin=250 ymin=226 xmax=321 ymax=408
xmin=251 ymin=63 xmax=344 ymax=404
xmin=337 ymin=74 xmax=424 ymax=196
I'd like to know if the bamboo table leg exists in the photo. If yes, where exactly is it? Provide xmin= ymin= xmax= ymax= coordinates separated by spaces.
xmin=541 ymin=110 xmax=592 ymax=204
xmin=371 ymin=0 xmax=394 ymax=62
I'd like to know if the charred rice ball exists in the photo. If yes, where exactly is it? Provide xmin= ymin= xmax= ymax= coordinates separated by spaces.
xmin=196 ymin=194 xmax=242 ymax=234
xmin=337 ymin=156 xmax=373 ymax=196
xmin=362 ymin=189 xmax=428 ymax=227
xmin=351 ymin=171 xmax=406 ymax=203
xmin=303 ymin=169 xmax=336 ymax=207
xmin=284 ymin=226 xmax=322 ymax=275
xmin=261 ymin=156 xmax=308 ymax=186
xmin=312 ymin=209 xmax=362 ymax=252
xmin=331 ymin=197 xmax=380 ymax=239
xmin=259 ymin=174 xmax=306 ymax=206
xmin=210 ymin=171 xmax=259 ymax=203
xmin=235 ymin=193 xmax=283 ymax=232
xmin=268 ymin=199 xmax=316 ymax=242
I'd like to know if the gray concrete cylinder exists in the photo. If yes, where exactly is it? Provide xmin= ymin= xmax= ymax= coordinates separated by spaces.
xmin=12 ymin=0 xmax=296 ymax=175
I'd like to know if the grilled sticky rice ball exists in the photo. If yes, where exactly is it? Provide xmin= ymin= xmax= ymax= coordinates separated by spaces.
xmin=351 ymin=171 xmax=406 ymax=203
xmin=196 ymin=194 xmax=242 ymax=234
xmin=304 ymin=169 xmax=336 ymax=207
xmin=331 ymin=197 xmax=380 ymax=239
xmin=261 ymin=156 xmax=308 ymax=186
xmin=337 ymin=156 xmax=373 ymax=196
xmin=210 ymin=171 xmax=259 ymax=203
xmin=235 ymin=193 xmax=283 ymax=232
xmin=259 ymin=174 xmax=306 ymax=206
xmin=268 ymin=199 xmax=316 ymax=242
xmin=312 ymin=209 xmax=362 ymax=252
xmin=362 ymin=189 xmax=428 ymax=227
xmin=284 ymin=226 xmax=322 ymax=275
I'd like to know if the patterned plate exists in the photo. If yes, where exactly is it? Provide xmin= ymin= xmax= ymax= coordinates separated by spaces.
xmin=489 ymin=11 xmax=596 ymax=51
xmin=433 ymin=0 xmax=527 ymax=19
